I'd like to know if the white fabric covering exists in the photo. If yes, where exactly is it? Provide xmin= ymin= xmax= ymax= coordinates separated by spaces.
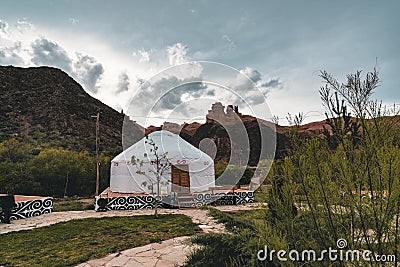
xmin=110 ymin=130 xmax=215 ymax=193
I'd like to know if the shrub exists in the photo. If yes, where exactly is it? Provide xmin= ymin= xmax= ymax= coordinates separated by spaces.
xmin=214 ymin=161 xmax=254 ymax=186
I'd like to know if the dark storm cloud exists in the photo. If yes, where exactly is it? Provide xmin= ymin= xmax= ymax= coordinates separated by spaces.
xmin=133 ymin=75 xmax=208 ymax=114
xmin=154 ymin=77 xmax=207 ymax=111
xmin=31 ymin=37 xmax=72 ymax=72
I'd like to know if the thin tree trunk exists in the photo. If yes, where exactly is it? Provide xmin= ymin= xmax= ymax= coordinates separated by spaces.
xmin=154 ymin=198 xmax=158 ymax=218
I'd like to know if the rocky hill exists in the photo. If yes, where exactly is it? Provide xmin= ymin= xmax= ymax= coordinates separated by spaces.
xmin=145 ymin=103 xmax=293 ymax=165
xmin=0 ymin=66 xmax=144 ymax=156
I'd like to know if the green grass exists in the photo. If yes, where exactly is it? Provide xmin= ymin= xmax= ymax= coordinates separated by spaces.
xmin=225 ymin=208 xmax=269 ymax=227
xmin=254 ymin=186 xmax=269 ymax=203
xmin=53 ymin=198 xmax=94 ymax=212
xmin=200 ymin=206 xmax=256 ymax=233
xmin=0 ymin=214 xmax=201 ymax=267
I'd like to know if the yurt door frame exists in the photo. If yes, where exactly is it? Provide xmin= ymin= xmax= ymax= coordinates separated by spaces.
xmin=171 ymin=164 xmax=190 ymax=193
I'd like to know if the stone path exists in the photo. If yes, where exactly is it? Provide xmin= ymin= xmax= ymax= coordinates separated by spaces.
xmin=75 ymin=236 xmax=197 ymax=267
xmin=0 ymin=204 xmax=260 ymax=266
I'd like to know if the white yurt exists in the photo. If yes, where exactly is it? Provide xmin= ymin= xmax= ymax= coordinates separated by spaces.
xmin=110 ymin=130 xmax=215 ymax=194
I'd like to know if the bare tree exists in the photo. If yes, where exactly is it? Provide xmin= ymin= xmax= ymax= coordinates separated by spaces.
xmin=131 ymin=136 xmax=171 ymax=218
xmin=286 ymin=112 xmax=305 ymax=127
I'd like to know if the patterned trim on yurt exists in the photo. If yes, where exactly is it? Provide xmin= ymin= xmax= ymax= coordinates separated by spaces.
xmin=95 ymin=191 xmax=254 ymax=211
xmin=0 ymin=197 xmax=53 ymax=221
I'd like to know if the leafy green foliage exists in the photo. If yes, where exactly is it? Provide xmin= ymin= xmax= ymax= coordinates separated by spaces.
xmin=253 ymin=186 xmax=269 ymax=203
xmin=184 ymin=231 xmax=275 ymax=267
xmin=0 ymin=139 xmax=111 ymax=196
xmin=214 ymin=161 xmax=254 ymax=186
xmin=185 ymin=207 xmax=274 ymax=267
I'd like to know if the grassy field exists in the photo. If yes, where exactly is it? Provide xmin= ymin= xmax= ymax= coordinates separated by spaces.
xmin=0 ymin=214 xmax=201 ymax=267
xmin=200 ymin=206 xmax=257 ymax=233
xmin=52 ymin=198 xmax=95 ymax=212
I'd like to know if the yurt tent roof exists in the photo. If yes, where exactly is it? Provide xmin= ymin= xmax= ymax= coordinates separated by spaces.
xmin=114 ymin=130 xmax=207 ymax=162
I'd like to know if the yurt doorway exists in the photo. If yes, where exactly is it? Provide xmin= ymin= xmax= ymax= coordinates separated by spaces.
xmin=171 ymin=165 xmax=190 ymax=193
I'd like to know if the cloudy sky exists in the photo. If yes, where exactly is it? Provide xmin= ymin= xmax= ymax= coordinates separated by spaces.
xmin=1 ymin=0 xmax=399 ymax=126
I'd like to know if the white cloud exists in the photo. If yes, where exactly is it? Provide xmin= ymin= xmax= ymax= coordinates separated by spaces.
xmin=31 ymin=37 xmax=73 ymax=72
xmin=0 ymin=20 xmax=10 ymax=39
xmin=0 ymin=42 xmax=26 ymax=65
xmin=1 ymin=19 xmax=36 ymax=66
xmin=240 ymin=67 xmax=262 ymax=83
xmin=16 ymin=18 xmax=33 ymax=33
xmin=133 ymin=48 xmax=151 ymax=63
xmin=167 ymin=43 xmax=188 ymax=66
xmin=232 ymin=66 xmax=282 ymax=106
xmin=116 ymin=72 xmax=130 ymax=92
xmin=74 ymin=53 xmax=104 ymax=93
xmin=261 ymin=78 xmax=280 ymax=88
xmin=239 ymin=67 xmax=281 ymax=92
xmin=222 ymin=34 xmax=236 ymax=51
xmin=69 ymin=18 xmax=79 ymax=25
xmin=10 ymin=28 xmax=106 ymax=94
xmin=132 ymin=75 xmax=208 ymax=113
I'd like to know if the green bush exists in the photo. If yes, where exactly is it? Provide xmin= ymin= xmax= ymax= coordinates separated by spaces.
xmin=214 ymin=161 xmax=254 ymax=186
xmin=184 ymin=208 xmax=278 ymax=267
xmin=0 ymin=140 xmax=112 ymax=197
xmin=184 ymin=231 xmax=277 ymax=267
